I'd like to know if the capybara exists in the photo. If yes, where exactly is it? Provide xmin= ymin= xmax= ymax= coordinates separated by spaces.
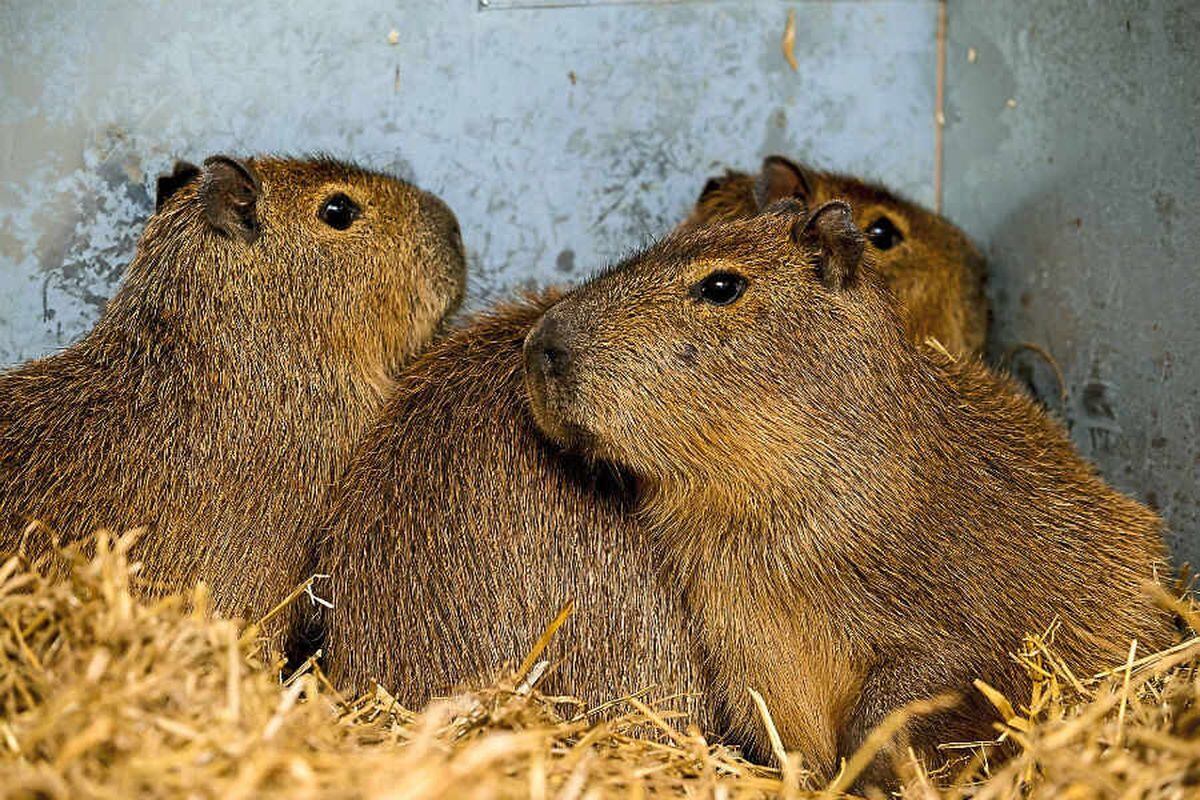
xmin=524 ymin=200 xmax=1173 ymax=783
xmin=305 ymin=164 xmax=1003 ymax=732
xmin=677 ymin=156 xmax=989 ymax=358
xmin=311 ymin=293 xmax=708 ymax=722
xmin=304 ymin=160 xmax=998 ymax=719
xmin=0 ymin=155 xmax=466 ymax=620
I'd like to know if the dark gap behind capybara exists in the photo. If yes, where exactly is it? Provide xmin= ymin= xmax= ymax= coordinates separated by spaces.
xmin=523 ymin=199 xmax=1175 ymax=787
xmin=303 ymin=159 xmax=996 ymax=739
xmin=0 ymin=155 xmax=466 ymax=623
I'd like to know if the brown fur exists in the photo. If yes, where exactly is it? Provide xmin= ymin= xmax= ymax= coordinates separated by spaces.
xmin=524 ymin=202 xmax=1173 ymax=782
xmin=0 ymin=155 xmax=466 ymax=620
xmin=312 ymin=295 xmax=709 ymax=723
xmin=304 ymin=166 xmax=1011 ymax=748
xmin=676 ymin=156 xmax=989 ymax=358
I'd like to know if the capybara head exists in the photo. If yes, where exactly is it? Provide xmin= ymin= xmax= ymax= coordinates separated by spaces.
xmin=676 ymin=156 xmax=988 ymax=358
xmin=141 ymin=155 xmax=466 ymax=375
xmin=0 ymin=156 xmax=466 ymax=617
xmin=525 ymin=201 xmax=903 ymax=482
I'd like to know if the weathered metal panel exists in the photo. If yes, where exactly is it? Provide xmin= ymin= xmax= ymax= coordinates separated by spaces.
xmin=944 ymin=0 xmax=1200 ymax=562
xmin=0 ymin=0 xmax=936 ymax=365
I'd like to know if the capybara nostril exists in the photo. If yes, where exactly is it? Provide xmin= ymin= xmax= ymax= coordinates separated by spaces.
xmin=526 ymin=315 xmax=572 ymax=381
xmin=540 ymin=342 xmax=569 ymax=377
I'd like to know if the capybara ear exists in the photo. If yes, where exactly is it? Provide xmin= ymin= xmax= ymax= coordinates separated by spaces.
xmin=155 ymin=161 xmax=202 ymax=212
xmin=753 ymin=155 xmax=813 ymax=210
xmin=200 ymin=155 xmax=261 ymax=243
xmin=697 ymin=175 xmax=725 ymax=202
xmin=792 ymin=200 xmax=865 ymax=291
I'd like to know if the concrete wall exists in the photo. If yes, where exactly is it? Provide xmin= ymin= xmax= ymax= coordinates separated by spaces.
xmin=1 ymin=1 xmax=1196 ymax=560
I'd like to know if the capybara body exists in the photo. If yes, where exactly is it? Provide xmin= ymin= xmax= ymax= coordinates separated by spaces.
xmin=0 ymin=156 xmax=466 ymax=620
xmin=306 ymin=165 xmax=1002 ymax=735
xmin=314 ymin=294 xmax=707 ymax=719
xmin=524 ymin=201 xmax=1173 ymax=782
xmin=677 ymin=156 xmax=989 ymax=358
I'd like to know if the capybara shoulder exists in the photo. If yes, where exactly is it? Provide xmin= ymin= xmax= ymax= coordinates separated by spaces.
xmin=314 ymin=290 xmax=706 ymax=721
xmin=0 ymin=155 xmax=466 ymax=620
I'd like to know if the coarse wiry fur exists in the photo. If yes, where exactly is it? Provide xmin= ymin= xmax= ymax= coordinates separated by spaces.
xmin=298 ymin=166 xmax=1010 ymax=745
xmin=524 ymin=202 xmax=1173 ymax=784
xmin=309 ymin=295 xmax=709 ymax=724
xmin=0 ymin=156 xmax=466 ymax=621
xmin=675 ymin=156 xmax=989 ymax=358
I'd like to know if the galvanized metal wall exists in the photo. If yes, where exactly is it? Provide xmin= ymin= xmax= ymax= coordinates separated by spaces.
xmin=1 ymin=1 xmax=1196 ymax=560
xmin=944 ymin=0 xmax=1199 ymax=561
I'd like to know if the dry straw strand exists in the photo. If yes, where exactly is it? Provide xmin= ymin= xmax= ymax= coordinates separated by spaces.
xmin=1 ymin=532 xmax=1198 ymax=799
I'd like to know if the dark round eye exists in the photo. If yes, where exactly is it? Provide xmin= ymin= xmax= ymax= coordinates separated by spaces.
xmin=865 ymin=216 xmax=904 ymax=250
xmin=319 ymin=193 xmax=361 ymax=230
xmin=694 ymin=271 xmax=747 ymax=306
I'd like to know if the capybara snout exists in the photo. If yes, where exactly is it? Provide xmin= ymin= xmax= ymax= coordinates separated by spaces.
xmin=524 ymin=313 xmax=573 ymax=383
xmin=524 ymin=309 xmax=589 ymax=451
xmin=417 ymin=188 xmax=466 ymax=261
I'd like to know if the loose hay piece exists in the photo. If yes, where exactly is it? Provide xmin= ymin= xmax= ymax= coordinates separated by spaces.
xmin=781 ymin=10 xmax=799 ymax=72
xmin=1 ymin=531 xmax=1198 ymax=799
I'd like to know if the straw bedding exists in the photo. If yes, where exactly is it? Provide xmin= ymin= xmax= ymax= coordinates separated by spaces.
xmin=1 ymin=528 xmax=1197 ymax=799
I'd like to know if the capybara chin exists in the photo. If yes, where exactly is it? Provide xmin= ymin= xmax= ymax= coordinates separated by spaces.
xmin=524 ymin=200 xmax=1173 ymax=785
xmin=0 ymin=155 xmax=466 ymax=621
xmin=676 ymin=155 xmax=989 ymax=359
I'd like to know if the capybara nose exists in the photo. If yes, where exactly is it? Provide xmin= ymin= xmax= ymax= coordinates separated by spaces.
xmin=525 ymin=314 xmax=572 ymax=381
xmin=418 ymin=189 xmax=465 ymax=256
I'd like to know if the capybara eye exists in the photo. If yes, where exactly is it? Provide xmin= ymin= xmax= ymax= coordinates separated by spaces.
xmin=694 ymin=271 xmax=747 ymax=306
xmin=865 ymin=216 xmax=904 ymax=250
xmin=319 ymin=193 xmax=361 ymax=230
